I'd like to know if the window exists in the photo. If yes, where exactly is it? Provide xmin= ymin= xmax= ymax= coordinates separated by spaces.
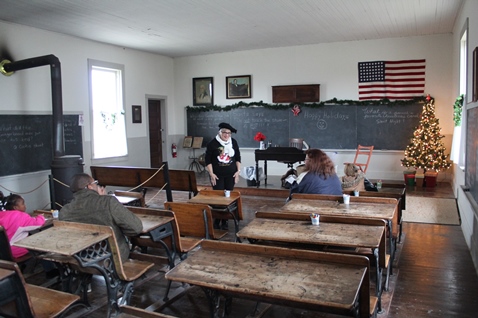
xmin=457 ymin=21 xmax=468 ymax=168
xmin=88 ymin=59 xmax=127 ymax=159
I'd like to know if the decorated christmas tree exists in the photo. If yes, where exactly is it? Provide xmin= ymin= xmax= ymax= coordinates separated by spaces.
xmin=401 ymin=95 xmax=451 ymax=172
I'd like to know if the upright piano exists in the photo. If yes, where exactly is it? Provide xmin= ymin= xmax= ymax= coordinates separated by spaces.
xmin=255 ymin=147 xmax=306 ymax=187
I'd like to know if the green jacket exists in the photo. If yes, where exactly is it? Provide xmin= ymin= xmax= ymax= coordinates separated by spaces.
xmin=60 ymin=189 xmax=142 ymax=262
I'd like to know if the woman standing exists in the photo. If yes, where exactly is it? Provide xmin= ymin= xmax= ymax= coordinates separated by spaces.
xmin=205 ymin=123 xmax=241 ymax=229
xmin=288 ymin=148 xmax=342 ymax=200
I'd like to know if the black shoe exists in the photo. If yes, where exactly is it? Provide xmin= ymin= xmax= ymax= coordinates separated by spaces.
xmin=213 ymin=219 xmax=221 ymax=229
xmin=221 ymin=220 xmax=229 ymax=230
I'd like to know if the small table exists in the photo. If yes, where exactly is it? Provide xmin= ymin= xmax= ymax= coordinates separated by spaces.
xmin=188 ymin=190 xmax=242 ymax=241
xmin=255 ymin=147 xmax=306 ymax=187
xmin=165 ymin=240 xmax=372 ymax=318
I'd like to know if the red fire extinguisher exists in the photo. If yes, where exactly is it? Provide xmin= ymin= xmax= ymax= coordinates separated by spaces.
xmin=172 ymin=143 xmax=177 ymax=158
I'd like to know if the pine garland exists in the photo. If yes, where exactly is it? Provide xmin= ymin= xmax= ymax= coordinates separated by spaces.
xmin=186 ymin=96 xmax=429 ymax=112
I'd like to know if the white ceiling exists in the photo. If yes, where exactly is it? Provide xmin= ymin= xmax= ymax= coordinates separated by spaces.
xmin=0 ymin=0 xmax=464 ymax=58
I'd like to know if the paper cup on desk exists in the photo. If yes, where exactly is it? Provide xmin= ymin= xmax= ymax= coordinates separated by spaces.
xmin=343 ymin=194 xmax=350 ymax=204
xmin=310 ymin=214 xmax=320 ymax=225
xmin=224 ymin=190 xmax=231 ymax=198
xmin=353 ymin=190 xmax=359 ymax=197
xmin=52 ymin=210 xmax=59 ymax=218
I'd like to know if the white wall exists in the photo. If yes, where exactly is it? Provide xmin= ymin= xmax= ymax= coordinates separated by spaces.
xmin=173 ymin=35 xmax=455 ymax=179
xmin=0 ymin=21 xmax=175 ymax=210
xmin=451 ymin=0 xmax=478 ymax=274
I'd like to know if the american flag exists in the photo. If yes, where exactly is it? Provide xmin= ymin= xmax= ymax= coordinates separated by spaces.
xmin=358 ymin=59 xmax=426 ymax=100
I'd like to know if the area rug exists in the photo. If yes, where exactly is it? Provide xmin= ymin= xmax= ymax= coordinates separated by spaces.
xmin=403 ymin=196 xmax=460 ymax=225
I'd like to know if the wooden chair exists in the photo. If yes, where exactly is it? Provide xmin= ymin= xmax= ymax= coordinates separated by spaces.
xmin=0 ymin=259 xmax=81 ymax=318
xmin=0 ymin=226 xmax=32 ymax=268
xmin=352 ymin=144 xmax=374 ymax=174
xmin=289 ymin=138 xmax=304 ymax=150
xmin=164 ymin=202 xmax=228 ymax=241
xmin=114 ymin=190 xmax=146 ymax=207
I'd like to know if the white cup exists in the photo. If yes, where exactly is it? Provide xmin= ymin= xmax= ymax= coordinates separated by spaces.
xmin=224 ymin=190 xmax=231 ymax=198
xmin=310 ymin=214 xmax=320 ymax=225
xmin=354 ymin=190 xmax=359 ymax=197
xmin=343 ymin=194 xmax=350 ymax=204
xmin=52 ymin=210 xmax=59 ymax=218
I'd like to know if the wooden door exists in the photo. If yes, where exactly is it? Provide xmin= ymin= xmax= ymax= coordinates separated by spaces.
xmin=148 ymin=99 xmax=163 ymax=167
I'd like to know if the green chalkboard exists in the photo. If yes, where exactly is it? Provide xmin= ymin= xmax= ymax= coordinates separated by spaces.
xmin=187 ymin=104 xmax=422 ymax=150
xmin=0 ymin=115 xmax=83 ymax=176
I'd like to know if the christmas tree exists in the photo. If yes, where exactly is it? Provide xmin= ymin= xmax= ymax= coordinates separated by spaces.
xmin=401 ymin=95 xmax=451 ymax=172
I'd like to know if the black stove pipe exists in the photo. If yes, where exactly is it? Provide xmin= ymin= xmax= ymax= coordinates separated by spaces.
xmin=2 ymin=54 xmax=64 ymax=156
xmin=1 ymin=54 xmax=83 ymax=209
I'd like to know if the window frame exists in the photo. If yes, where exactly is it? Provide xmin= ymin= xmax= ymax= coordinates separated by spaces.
xmin=87 ymin=59 xmax=128 ymax=160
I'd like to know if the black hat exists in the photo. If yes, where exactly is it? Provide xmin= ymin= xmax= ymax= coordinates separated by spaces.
xmin=218 ymin=122 xmax=237 ymax=133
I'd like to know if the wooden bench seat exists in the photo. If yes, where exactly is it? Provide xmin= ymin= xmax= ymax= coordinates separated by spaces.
xmin=90 ymin=165 xmax=199 ymax=201
xmin=0 ymin=259 xmax=81 ymax=318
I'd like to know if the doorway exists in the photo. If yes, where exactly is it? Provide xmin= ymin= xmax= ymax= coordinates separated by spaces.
xmin=148 ymin=99 xmax=163 ymax=167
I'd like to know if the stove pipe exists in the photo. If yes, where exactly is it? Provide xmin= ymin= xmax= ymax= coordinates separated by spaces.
xmin=1 ymin=55 xmax=83 ymax=209
xmin=2 ymin=54 xmax=64 ymax=156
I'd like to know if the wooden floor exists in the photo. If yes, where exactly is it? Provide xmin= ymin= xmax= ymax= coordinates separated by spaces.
xmin=26 ymin=176 xmax=478 ymax=317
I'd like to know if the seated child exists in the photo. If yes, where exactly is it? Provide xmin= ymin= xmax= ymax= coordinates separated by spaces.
xmin=0 ymin=194 xmax=58 ymax=277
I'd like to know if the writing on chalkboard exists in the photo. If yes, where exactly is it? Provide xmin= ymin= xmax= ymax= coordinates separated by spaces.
xmin=187 ymin=104 xmax=422 ymax=150
xmin=0 ymin=115 xmax=83 ymax=177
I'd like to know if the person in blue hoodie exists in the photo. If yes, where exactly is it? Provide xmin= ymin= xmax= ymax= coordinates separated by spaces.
xmin=288 ymin=148 xmax=342 ymax=200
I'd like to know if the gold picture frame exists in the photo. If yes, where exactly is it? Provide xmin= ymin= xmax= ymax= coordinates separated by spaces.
xmin=193 ymin=77 xmax=213 ymax=106
xmin=226 ymin=75 xmax=252 ymax=99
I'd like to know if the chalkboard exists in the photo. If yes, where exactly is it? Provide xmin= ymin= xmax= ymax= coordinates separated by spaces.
xmin=0 ymin=115 xmax=83 ymax=176
xmin=187 ymin=104 xmax=422 ymax=150
xmin=465 ymin=106 xmax=478 ymax=206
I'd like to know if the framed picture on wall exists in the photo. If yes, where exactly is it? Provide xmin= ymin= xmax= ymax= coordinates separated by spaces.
xmin=193 ymin=77 xmax=213 ymax=106
xmin=473 ymin=47 xmax=478 ymax=102
xmin=132 ymin=105 xmax=142 ymax=123
xmin=226 ymin=75 xmax=252 ymax=99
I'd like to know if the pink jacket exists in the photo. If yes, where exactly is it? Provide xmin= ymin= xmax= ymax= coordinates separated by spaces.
xmin=0 ymin=210 xmax=45 ymax=258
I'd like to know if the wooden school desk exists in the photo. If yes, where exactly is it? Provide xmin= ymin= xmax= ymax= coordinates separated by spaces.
xmin=13 ymin=221 xmax=115 ymax=314
xmin=236 ymin=212 xmax=388 ymax=311
xmin=259 ymin=197 xmax=398 ymax=271
xmin=188 ymin=190 xmax=243 ymax=241
xmin=130 ymin=210 xmax=177 ymax=267
xmin=165 ymin=240 xmax=376 ymax=318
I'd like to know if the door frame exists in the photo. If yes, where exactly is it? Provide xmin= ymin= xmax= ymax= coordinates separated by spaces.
xmin=146 ymin=95 xmax=168 ymax=165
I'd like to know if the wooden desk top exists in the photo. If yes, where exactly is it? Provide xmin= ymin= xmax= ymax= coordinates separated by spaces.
xmin=277 ymin=199 xmax=396 ymax=220
xmin=13 ymin=223 xmax=111 ymax=256
xmin=188 ymin=191 xmax=237 ymax=207
xmin=166 ymin=240 xmax=367 ymax=311
xmin=133 ymin=213 xmax=174 ymax=234
xmin=0 ymin=268 xmax=14 ymax=281
xmin=237 ymin=218 xmax=383 ymax=248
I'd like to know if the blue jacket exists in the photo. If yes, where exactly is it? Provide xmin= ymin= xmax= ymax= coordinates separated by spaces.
xmin=289 ymin=172 xmax=342 ymax=199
